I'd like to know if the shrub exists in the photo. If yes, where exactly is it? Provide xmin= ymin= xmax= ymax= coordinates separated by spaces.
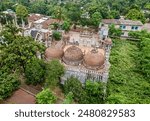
xmin=109 ymin=24 xmax=122 ymax=37
xmin=45 ymin=59 xmax=65 ymax=87
xmin=63 ymin=92 xmax=74 ymax=104
xmin=36 ymin=88 xmax=57 ymax=104
xmin=62 ymin=21 xmax=70 ymax=32
xmin=25 ymin=58 xmax=45 ymax=85
xmin=84 ymin=80 xmax=104 ymax=104
xmin=52 ymin=31 xmax=62 ymax=41
xmin=0 ymin=72 xmax=20 ymax=99
xmin=140 ymin=37 xmax=150 ymax=79
xmin=64 ymin=77 xmax=84 ymax=102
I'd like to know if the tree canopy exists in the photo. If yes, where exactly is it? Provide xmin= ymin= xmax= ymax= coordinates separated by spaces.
xmin=0 ymin=25 xmax=45 ymax=100
xmin=45 ymin=59 xmax=65 ymax=87
xmin=1 ymin=0 xmax=149 ymax=26
xmin=36 ymin=88 xmax=57 ymax=104
xmin=126 ymin=9 xmax=146 ymax=23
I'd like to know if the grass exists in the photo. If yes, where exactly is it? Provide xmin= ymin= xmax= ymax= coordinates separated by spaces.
xmin=107 ymin=39 xmax=150 ymax=104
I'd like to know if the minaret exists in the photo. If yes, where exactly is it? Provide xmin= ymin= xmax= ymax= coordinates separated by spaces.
xmin=102 ymin=38 xmax=112 ymax=83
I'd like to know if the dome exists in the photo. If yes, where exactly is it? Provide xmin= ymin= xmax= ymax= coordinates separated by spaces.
xmin=83 ymin=49 xmax=105 ymax=70
xmin=63 ymin=46 xmax=83 ymax=66
xmin=45 ymin=47 xmax=64 ymax=60
xmin=105 ymin=38 xmax=112 ymax=45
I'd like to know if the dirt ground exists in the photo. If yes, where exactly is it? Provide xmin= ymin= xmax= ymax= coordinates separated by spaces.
xmin=4 ymin=89 xmax=36 ymax=104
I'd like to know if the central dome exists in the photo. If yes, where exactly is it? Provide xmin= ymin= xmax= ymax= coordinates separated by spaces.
xmin=63 ymin=46 xmax=83 ymax=66
xmin=83 ymin=49 xmax=105 ymax=70
xmin=45 ymin=47 xmax=64 ymax=61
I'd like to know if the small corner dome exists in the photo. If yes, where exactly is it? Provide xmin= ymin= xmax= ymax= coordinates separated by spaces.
xmin=45 ymin=47 xmax=64 ymax=60
xmin=105 ymin=38 xmax=112 ymax=45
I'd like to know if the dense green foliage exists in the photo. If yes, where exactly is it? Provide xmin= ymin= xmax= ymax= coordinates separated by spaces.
xmin=64 ymin=77 xmax=84 ymax=102
xmin=16 ymin=4 xmax=28 ymax=27
xmin=45 ymin=60 xmax=65 ymax=87
xmin=129 ymin=30 xmax=150 ymax=79
xmin=52 ymin=31 xmax=62 ymax=41
xmin=84 ymin=80 xmax=104 ymax=104
xmin=25 ymin=58 xmax=46 ymax=85
xmin=109 ymin=24 xmax=122 ymax=37
xmin=128 ymin=30 xmax=150 ymax=39
xmin=16 ymin=4 xmax=28 ymax=19
xmin=63 ymin=92 xmax=74 ymax=104
xmin=64 ymin=77 xmax=105 ymax=104
xmin=107 ymin=39 xmax=150 ymax=104
xmin=36 ymin=88 xmax=57 ymax=104
xmin=0 ymin=24 xmax=45 ymax=100
xmin=1 ymin=0 xmax=149 ymax=27
xmin=140 ymin=38 xmax=150 ymax=79
xmin=0 ymin=70 xmax=20 ymax=99
xmin=1 ymin=34 xmax=45 ymax=71
xmin=62 ymin=21 xmax=70 ymax=32
xmin=126 ymin=8 xmax=146 ymax=23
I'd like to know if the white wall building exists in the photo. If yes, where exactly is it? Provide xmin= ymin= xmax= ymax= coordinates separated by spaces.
xmin=100 ymin=19 xmax=143 ymax=37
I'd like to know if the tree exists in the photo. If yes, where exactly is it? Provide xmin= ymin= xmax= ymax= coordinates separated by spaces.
xmin=52 ymin=31 xmax=62 ymax=41
xmin=45 ymin=59 xmax=64 ymax=87
xmin=0 ymin=12 xmax=14 ymax=26
xmin=16 ymin=4 xmax=28 ymax=28
xmin=1 ymin=24 xmax=21 ymax=37
xmin=29 ymin=1 xmax=48 ymax=14
xmin=109 ymin=10 xmax=120 ymax=19
xmin=64 ymin=77 xmax=84 ymax=102
xmin=66 ymin=3 xmax=81 ymax=24
xmin=50 ymin=22 xmax=60 ymax=30
xmin=84 ymin=80 xmax=104 ymax=104
xmin=1 ymin=25 xmax=45 ymax=72
xmin=140 ymin=37 xmax=150 ymax=79
xmin=25 ymin=58 xmax=46 ymax=85
xmin=0 ymin=70 xmax=20 ymax=100
xmin=62 ymin=21 xmax=70 ymax=33
xmin=126 ymin=9 xmax=146 ymax=23
xmin=107 ymin=39 xmax=150 ymax=104
xmin=36 ymin=88 xmax=57 ymax=104
xmin=3 ymin=36 xmax=44 ymax=71
xmin=90 ymin=12 xmax=102 ymax=27
xmin=53 ymin=6 xmax=66 ymax=21
xmin=63 ymin=92 xmax=74 ymax=104
xmin=109 ymin=24 xmax=122 ymax=37
xmin=128 ymin=30 xmax=150 ymax=39
xmin=106 ymin=94 xmax=127 ymax=104
xmin=145 ymin=3 xmax=150 ymax=10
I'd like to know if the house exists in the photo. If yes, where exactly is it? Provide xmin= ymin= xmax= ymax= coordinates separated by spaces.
xmin=100 ymin=19 xmax=143 ymax=37
xmin=27 ymin=13 xmax=61 ymax=29
xmin=24 ymin=14 xmax=62 ymax=47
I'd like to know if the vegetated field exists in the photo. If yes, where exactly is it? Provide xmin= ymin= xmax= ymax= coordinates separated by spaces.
xmin=107 ymin=39 xmax=150 ymax=104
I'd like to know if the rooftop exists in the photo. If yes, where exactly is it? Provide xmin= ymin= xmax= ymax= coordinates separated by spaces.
xmin=102 ymin=19 xmax=143 ymax=26
xmin=28 ymin=13 xmax=43 ymax=22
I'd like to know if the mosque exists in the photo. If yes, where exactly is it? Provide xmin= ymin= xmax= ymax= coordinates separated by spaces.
xmin=44 ymin=27 xmax=112 ymax=84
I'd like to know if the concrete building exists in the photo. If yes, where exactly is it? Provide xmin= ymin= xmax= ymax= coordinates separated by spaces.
xmin=100 ymin=19 xmax=143 ymax=37
xmin=24 ymin=14 xmax=62 ymax=47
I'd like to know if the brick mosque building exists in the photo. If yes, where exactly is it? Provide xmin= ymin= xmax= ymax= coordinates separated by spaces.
xmin=45 ymin=27 xmax=112 ymax=84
